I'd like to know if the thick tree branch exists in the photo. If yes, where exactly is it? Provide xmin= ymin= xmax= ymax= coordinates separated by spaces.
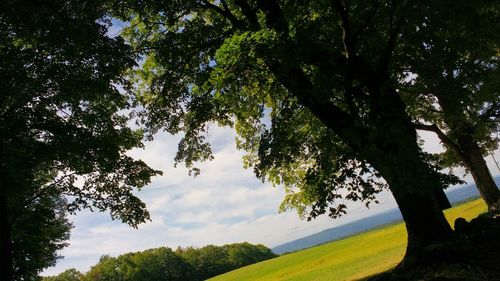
xmin=331 ymin=1 xmax=380 ymax=94
xmin=332 ymin=0 xmax=356 ymax=59
xmin=200 ymin=0 xmax=244 ymax=29
xmin=256 ymin=0 xmax=286 ymax=31
xmin=414 ymin=122 xmax=463 ymax=155
xmin=263 ymin=56 xmax=367 ymax=151
xmin=379 ymin=3 xmax=404 ymax=74
xmin=234 ymin=0 xmax=259 ymax=29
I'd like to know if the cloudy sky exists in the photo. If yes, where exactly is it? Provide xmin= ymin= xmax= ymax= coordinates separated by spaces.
xmin=42 ymin=125 xmax=500 ymax=276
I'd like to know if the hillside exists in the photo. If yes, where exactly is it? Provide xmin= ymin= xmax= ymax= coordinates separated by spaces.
xmin=272 ymin=178 xmax=499 ymax=254
xmin=209 ymin=199 xmax=487 ymax=281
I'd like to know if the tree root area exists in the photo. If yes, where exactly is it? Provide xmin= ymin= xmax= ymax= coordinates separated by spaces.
xmin=368 ymin=214 xmax=500 ymax=281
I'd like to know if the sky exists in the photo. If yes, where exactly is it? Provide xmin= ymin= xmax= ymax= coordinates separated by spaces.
xmin=41 ymin=124 xmax=500 ymax=276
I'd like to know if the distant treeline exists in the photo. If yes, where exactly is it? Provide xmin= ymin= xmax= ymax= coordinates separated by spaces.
xmin=43 ymin=242 xmax=277 ymax=281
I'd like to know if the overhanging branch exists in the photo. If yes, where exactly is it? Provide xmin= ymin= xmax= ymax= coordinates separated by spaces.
xmin=414 ymin=122 xmax=463 ymax=155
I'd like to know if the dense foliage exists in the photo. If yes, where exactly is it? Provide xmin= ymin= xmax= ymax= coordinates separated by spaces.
xmin=10 ymin=193 xmax=72 ymax=281
xmin=0 ymin=0 xmax=161 ymax=280
xmin=116 ymin=0 xmax=476 ymax=255
xmin=399 ymin=1 xmax=500 ymax=209
xmin=177 ymin=243 xmax=277 ymax=280
xmin=43 ymin=243 xmax=276 ymax=281
xmin=42 ymin=269 xmax=82 ymax=281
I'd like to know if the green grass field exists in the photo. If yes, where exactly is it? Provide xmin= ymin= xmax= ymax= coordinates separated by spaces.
xmin=209 ymin=199 xmax=487 ymax=281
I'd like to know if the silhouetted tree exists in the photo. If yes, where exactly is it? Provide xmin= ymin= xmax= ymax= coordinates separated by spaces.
xmin=400 ymin=1 xmax=500 ymax=210
xmin=83 ymin=248 xmax=194 ymax=281
xmin=10 ymin=193 xmax=72 ymax=281
xmin=116 ymin=0 xmax=464 ymax=257
xmin=0 ymin=0 xmax=161 ymax=280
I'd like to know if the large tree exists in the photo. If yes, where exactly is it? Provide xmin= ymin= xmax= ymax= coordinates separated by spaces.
xmin=118 ymin=0 xmax=466 ymax=257
xmin=400 ymin=1 xmax=500 ymax=210
xmin=10 ymin=192 xmax=72 ymax=281
xmin=0 ymin=0 xmax=160 ymax=280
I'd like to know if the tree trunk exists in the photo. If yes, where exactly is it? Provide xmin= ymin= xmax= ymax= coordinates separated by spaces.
xmin=0 ymin=142 xmax=13 ymax=281
xmin=434 ymin=187 xmax=452 ymax=210
xmin=262 ymin=50 xmax=452 ymax=256
xmin=392 ymin=185 xmax=452 ymax=254
xmin=458 ymin=137 xmax=500 ymax=210
xmin=437 ymin=96 xmax=500 ymax=210
xmin=364 ymin=136 xmax=453 ymax=255
xmin=0 ymin=192 xmax=13 ymax=281
xmin=357 ymin=86 xmax=452 ymax=255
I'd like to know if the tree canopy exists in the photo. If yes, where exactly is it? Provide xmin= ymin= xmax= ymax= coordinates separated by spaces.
xmin=11 ymin=193 xmax=72 ymax=281
xmin=82 ymin=249 xmax=192 ymax=281
xmin=399 ymin=1 xmax=500 ymax=209
xmin=117 ymin=0 xmax=471 ymax=255
xmin=0 ymin=0 xmax=161 ymax=279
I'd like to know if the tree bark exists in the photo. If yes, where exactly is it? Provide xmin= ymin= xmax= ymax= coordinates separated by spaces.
xmin=357 ymin=87 xmax=453 ymax=254
xmin=367 ymin=141 xmax=453 ymax=254
xmin=434 ymin=187 xmax=452 ymax=210
xmin=392 ymin=184 xmax=452 ymax=254
xmin=0 ymin=141 xmax=13 ymax=281
xmin=0 ymin=193 xmax=13 ymax=281
xmin=369 ymin=146 xmax=453 ymax=254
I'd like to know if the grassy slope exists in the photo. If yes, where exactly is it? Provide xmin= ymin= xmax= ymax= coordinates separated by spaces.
xmin=209 ymin=199 xmax=487 ymax=281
